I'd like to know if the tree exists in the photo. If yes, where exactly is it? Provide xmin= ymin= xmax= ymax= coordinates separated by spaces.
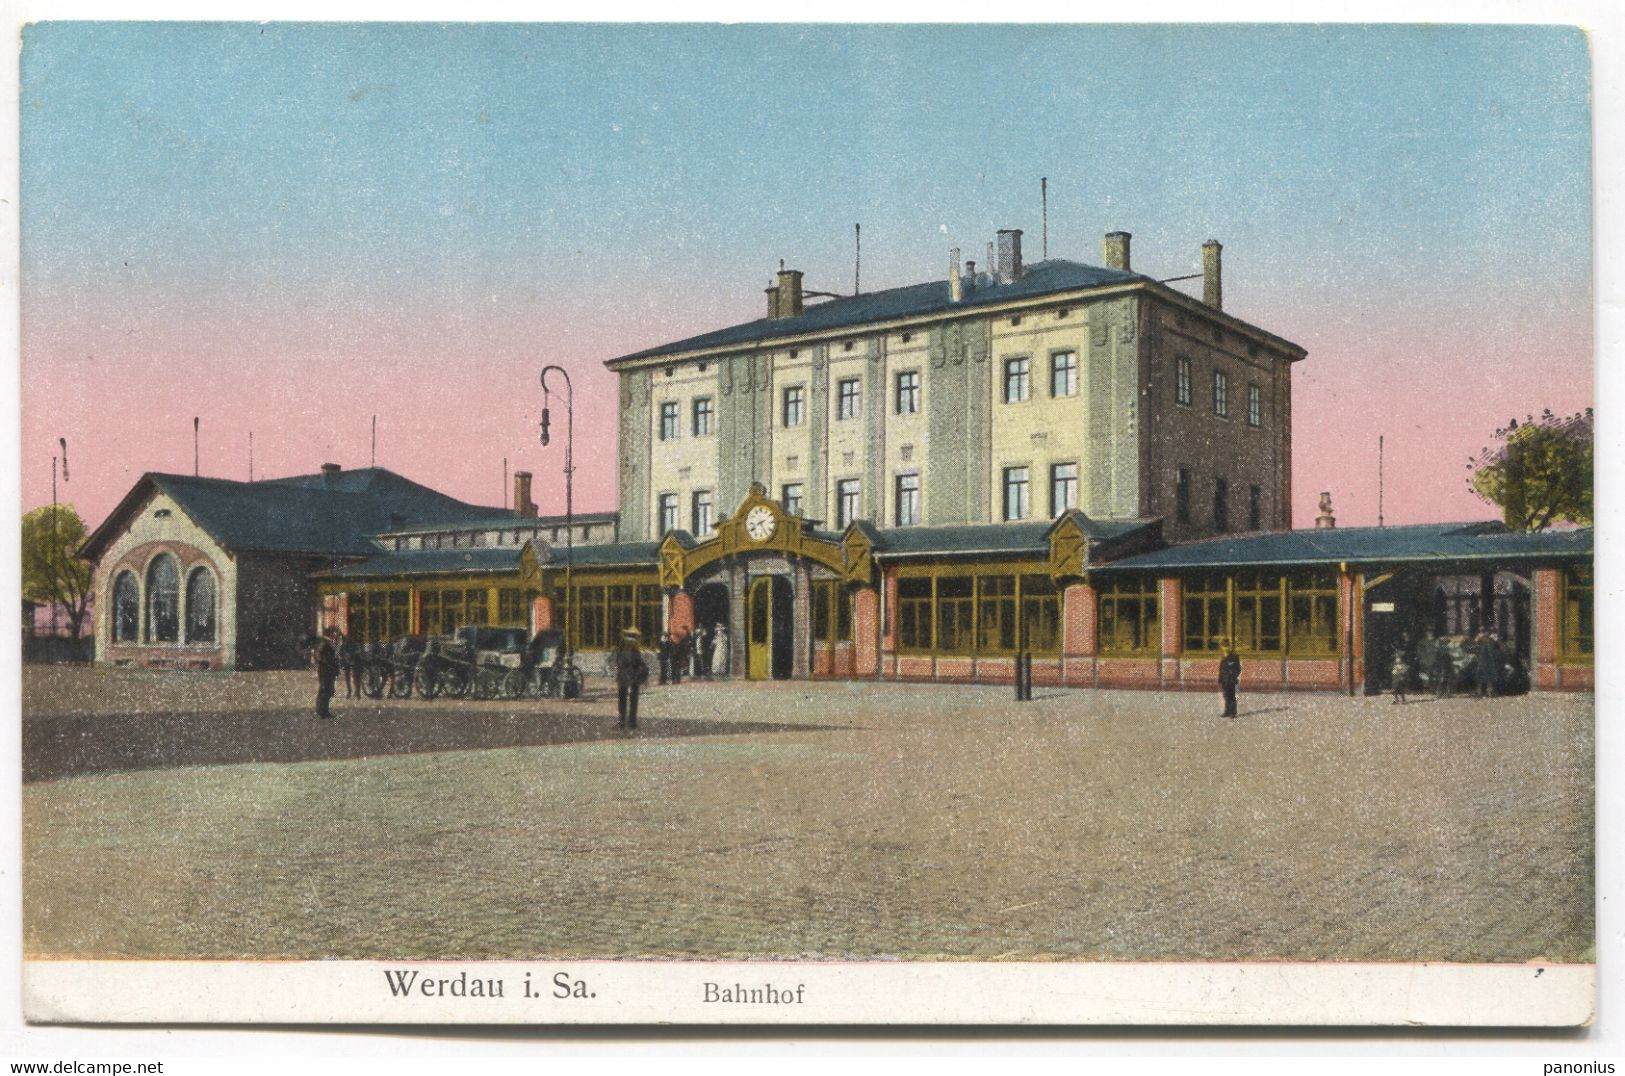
xmin=1467 ymin=408 xmax=1593 ymax=531
xmin=21 ymin=504 xmax=94 ymax=638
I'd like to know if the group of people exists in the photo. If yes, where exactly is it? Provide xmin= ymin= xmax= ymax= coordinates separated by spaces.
xmin=1390 ymin=631 xmax=1506 ymax=704
xmin=654 ymin=622 xmax=731 ymax=685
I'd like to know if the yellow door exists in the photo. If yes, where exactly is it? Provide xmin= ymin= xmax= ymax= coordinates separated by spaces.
xmin=748 ymin=577 xmax=772 ymax=680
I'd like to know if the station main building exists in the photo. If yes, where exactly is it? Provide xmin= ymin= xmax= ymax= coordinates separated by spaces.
xmin=87 ymin=228 xmax=1593 ymax=694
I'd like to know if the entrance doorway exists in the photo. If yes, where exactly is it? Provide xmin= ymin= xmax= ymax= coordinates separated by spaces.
xmin=692 ymin=582 xmax=730 ymax=678
xmin=747 ymin=575 xmax=794 ymax=680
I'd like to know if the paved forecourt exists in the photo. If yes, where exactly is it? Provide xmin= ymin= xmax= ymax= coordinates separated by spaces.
xmin=21 ymin=666 xmax=1593 ymax=964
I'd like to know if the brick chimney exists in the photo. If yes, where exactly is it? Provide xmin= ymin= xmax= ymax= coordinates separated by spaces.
xmin=768 ymin=268 xmax=803 ymax=319
xmin=996 ymin=229 xmax=1023 ymax=284
xmin=320 ymin=462 xmax=341 ymax=485
xmin=1203 ymin=239 xmax=1223 ymax=309
xmin=1103 ymin=231 xmax=1131 ymax=271
xmin=764 ymin=281 xmax=780 ymax=319
xmin=513 ymin=471 xmax=537 ymax=518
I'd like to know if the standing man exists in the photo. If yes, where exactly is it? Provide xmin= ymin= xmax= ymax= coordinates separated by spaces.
xmin=1218 ymin=642 xmax=1242 ymax=719
xmin=657 ymin=631 xmax=673 ymax=686
xmin=1474 ymin=632 xmax=1501 ymax=699
xmin=615 ymin=628 xmax=649 ymax=730
xmin=697 ymin=624 xmax=715 ymax=680
xmin=1433 ymin=640 xmax=1455 ymax=699
xmin=670 ymin=626 xmax=688 ymax=685
xmin=313 ymin=628 xmax=340 ymax=719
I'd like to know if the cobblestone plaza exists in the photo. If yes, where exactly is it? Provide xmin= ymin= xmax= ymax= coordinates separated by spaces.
xmin=22 ymin=667 xmax=1592 ymax=964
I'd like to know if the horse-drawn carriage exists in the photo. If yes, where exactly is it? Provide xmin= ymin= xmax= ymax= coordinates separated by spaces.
xmin=357 ymin=627 xmax=582 ymax=701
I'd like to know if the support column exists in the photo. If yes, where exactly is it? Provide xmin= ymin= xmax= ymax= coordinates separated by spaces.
xmin=532 ymin=595 xmax=553 ymax=633
xmin=1533 ymin=567 xmax=1558 ymax=690
xmin=853 ymin=586 xmax=880 ymax=679
xmin=1159 ymin=576 xmax=1182 ymax=687
xmin=1062 ymin=582 xmax=1096 ymax=686
xmin=729 ymin=562 xmax=747 ymax=678
xmin=792 ymin=564 xmax=811 ymax=679
xmin=668 ymin=590 xmax=695 ymax=637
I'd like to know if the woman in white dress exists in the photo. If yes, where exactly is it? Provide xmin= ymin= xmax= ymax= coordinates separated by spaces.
xmin=710 ymin=623 xmax=730 ymax=678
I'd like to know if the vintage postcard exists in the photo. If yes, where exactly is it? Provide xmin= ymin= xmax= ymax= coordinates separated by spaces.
xmin=15 ymin=21 xmax=1597 ymax=1027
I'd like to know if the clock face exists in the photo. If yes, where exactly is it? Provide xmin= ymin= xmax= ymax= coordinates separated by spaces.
xmin=744 ymin=505 xmax=777 ymax=542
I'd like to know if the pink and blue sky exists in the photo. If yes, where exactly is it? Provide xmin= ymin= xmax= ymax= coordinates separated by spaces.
xmin=20 ymin=23 xmax=1593 ymax=533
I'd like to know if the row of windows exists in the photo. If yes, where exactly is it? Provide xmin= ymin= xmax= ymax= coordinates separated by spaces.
xmin=1000 ymin=351 xmax=1078 ymax=403
xmin=658 ymin=396 xmax=715 ymax=441
xmin=110 ymin=556 xmax=217 ymax=645
xmin=1095 ymin=573 xmax=1339 ymax=656
xmin=1175 ymin=470 xmax=1264 ymax=532
xmin=1174 ymin=357 xmax=1264 ymax=427
xmin=896 ymin=573 xmax=1062 ymax=656
xmin=558 ymin=584 xmax=664 ymax=651
xmin=391 ymin=526 xmax=594 ymax=552
xmin=1561 ymin=565 xmax=1592 ymax=660
xmin=658 ymin=463 xmax=1082 ymax=537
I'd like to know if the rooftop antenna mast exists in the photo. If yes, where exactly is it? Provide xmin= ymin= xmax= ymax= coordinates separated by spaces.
xmin=503 ymin=456 xmax=509 ymax=509
xmin=193 ymin=417 xmax=199 ymax=477
xmin=1041 ymin=177 xmax=1048 ymax=260
xmin=1378 ymin=435 xmax=1385 ymax=528
xmin=854 ymin=223 xmax=861 ymax=295
xmin=249 ymin=431 xmax=254 ymax=482
xmin=371 ymin=415 xmax=377 ymax=469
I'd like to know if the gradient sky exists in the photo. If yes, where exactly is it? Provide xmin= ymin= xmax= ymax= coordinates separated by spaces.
xmin=20 ymin=22 xmax=1593 ymax=533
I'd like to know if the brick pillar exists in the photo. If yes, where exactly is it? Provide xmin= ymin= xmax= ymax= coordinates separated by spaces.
xmin=532 ymin=595 xmax=553 ymax=633
xmin=792 ymin=564 xmax=811 ymax=679
xmin=882 ymin=569 xmax=899 ymax=651
xmin=853 ymin=586 xmax=880 ymax=678
xmin=1339 ymin=571 xmax=1361 ymax=694
xmin=1533 ymin=567 xmax=1558 ymax=690
xmin=668 ymin=590 xmax=695 ymax=636
xmin=1063 ymin=583 xmax=1096 ymax=657
xmin=1159 ymin=576 xmax=1182 ymax=686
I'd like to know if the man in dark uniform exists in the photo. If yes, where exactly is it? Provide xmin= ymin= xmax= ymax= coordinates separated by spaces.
xmin=657 ymin=632 xmax=673 ymax=685
xmin=670 ymin=627 xmax=688 ymax=685
xmin=1218 ymin=642 xmax=1242 ymax=719
xmin=1474 ymin=632 xmax=1501 ymax=698
xmin=313 ymin=628 xmax=340 ymax=719
xmin=615 ymin=629 xmax=649 ymax=730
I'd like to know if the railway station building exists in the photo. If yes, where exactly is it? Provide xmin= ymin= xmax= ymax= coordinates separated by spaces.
xmin=85 ymin=228 xmax=1593 ymax=692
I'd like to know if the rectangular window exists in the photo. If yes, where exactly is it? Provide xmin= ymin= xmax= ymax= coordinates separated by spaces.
xmin=936 ymin=577 xmax=975 ymax=654
xmin=692 ymin=490 xmax=713 ymax=535
xmin=811 ymin=580 xmax=853 ymax=645
xmin=783 ymin=385 xmax=805 ymax=427
xmin=1287 ymin=571 xmax=1340 ymax=656
xmin=976 ymin=575 xmax=1018 ymax=654
xmin=1019 ymin=575 xmax=1061 ymax=655
xmin=1176 ymin=357 xmax=1192 ymax=406
xmin=693 ymin=396 xmax=714 ymax=436
xmin=1247 ymin=384 xmax=1262 ymax=427
xmin=895 ymin=473 xmax=920 ymax=527
xmin=836 ymin=479 xmax=861 ymax=529
xmin=781 ymin=483 xmax=803 ymax=517
xmin=1213 ymin=370 xmax=1230 ymax=417
xmin=1231 ymin=571 xmax=1284 ymax=653
xmin=637 ymin=584 xmax=663 ymax=645
xmin=572 ymin=584 xmax=608 ymax=650
xmin=497 ymin=588 xmax=527 ymax=627
xmin=420 ymin=591 xmax=442 ymax=636
xmin=1249 ymin=484 xmax=1262 ymax=530
xmin=837 ymin=378 xmax=861 ymax=420
xmin=1003 ymin=357 xmax=1031 ymax=403
xmin=897 ymin=577 xmax=934 ymax=651
xmin=1214 ymin=477 xmax=1229 ymax=533
xmin=1183 ymin=575 xmax=1229 ymax=654
xmin=1176 ymin=468 xmax=1191 ymax=525
xmin=659 ymin=400 xmax=680 ymax=440
xmin=1003 ymin=466 xmax=1030 ymax=521
xmin=658 ymin=493 xmax=679 ymax=534
xmin=1099 ymin=577 xmax=1161 ymax=655
xmin=1050 ymin=462 xmax=1078 ymax=516
xmin=1050 ymin=351 xmax=1078 ymax=397
xmin=895 ymin=370 xmax=921 ymax=415
xmin=1561 ymin=565 xmax=1593 ymax=659
xmin=607 ymin=585 xmax=637 ymax=642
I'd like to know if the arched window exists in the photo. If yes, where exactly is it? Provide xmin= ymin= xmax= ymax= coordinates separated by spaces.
xmin=185 ymin=567 xmax=217 ymax=644
xmin=146 ymin=554 xmax=179 ymax=643
xmin=113 ymin=571 xmax=140 ymax=642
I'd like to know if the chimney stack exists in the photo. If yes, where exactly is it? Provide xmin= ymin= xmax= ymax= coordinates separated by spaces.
xmin=996 ymin=229 xmax=1023 ymax=284
xmin=1202 ymin=239 xmax=1223 ymax=309
xmin=320 ymin=462 xmax=341 ymax=484
xmin=948 ymin=248 xmax=963 ymax=303
xmin=1103 ymin=231 xmax=1132 ymax=271
xmin=772 ymin=268 xmax=803 ymax=319
xmin=513 ymin=471 xmax=537 ymax=518
xmin=765 ymin=281 xmax=780 ymax=319
xmin=986 ymin=241 xmax=996 ymax=282
xmin=1315 ymin=492 xmax=1336 ymax=530
xmin=964 ymin=260 xmax=977 ymax=294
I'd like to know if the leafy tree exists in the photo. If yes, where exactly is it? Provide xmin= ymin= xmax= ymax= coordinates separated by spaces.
xmin=21 ymin=504 xmax=93 ymax=638
xmin=1467 ymin=408 xmax=1592 ymax=531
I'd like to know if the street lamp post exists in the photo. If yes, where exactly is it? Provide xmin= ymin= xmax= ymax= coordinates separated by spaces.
xmin=539 ymin=366 xmax=574 ymax=665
